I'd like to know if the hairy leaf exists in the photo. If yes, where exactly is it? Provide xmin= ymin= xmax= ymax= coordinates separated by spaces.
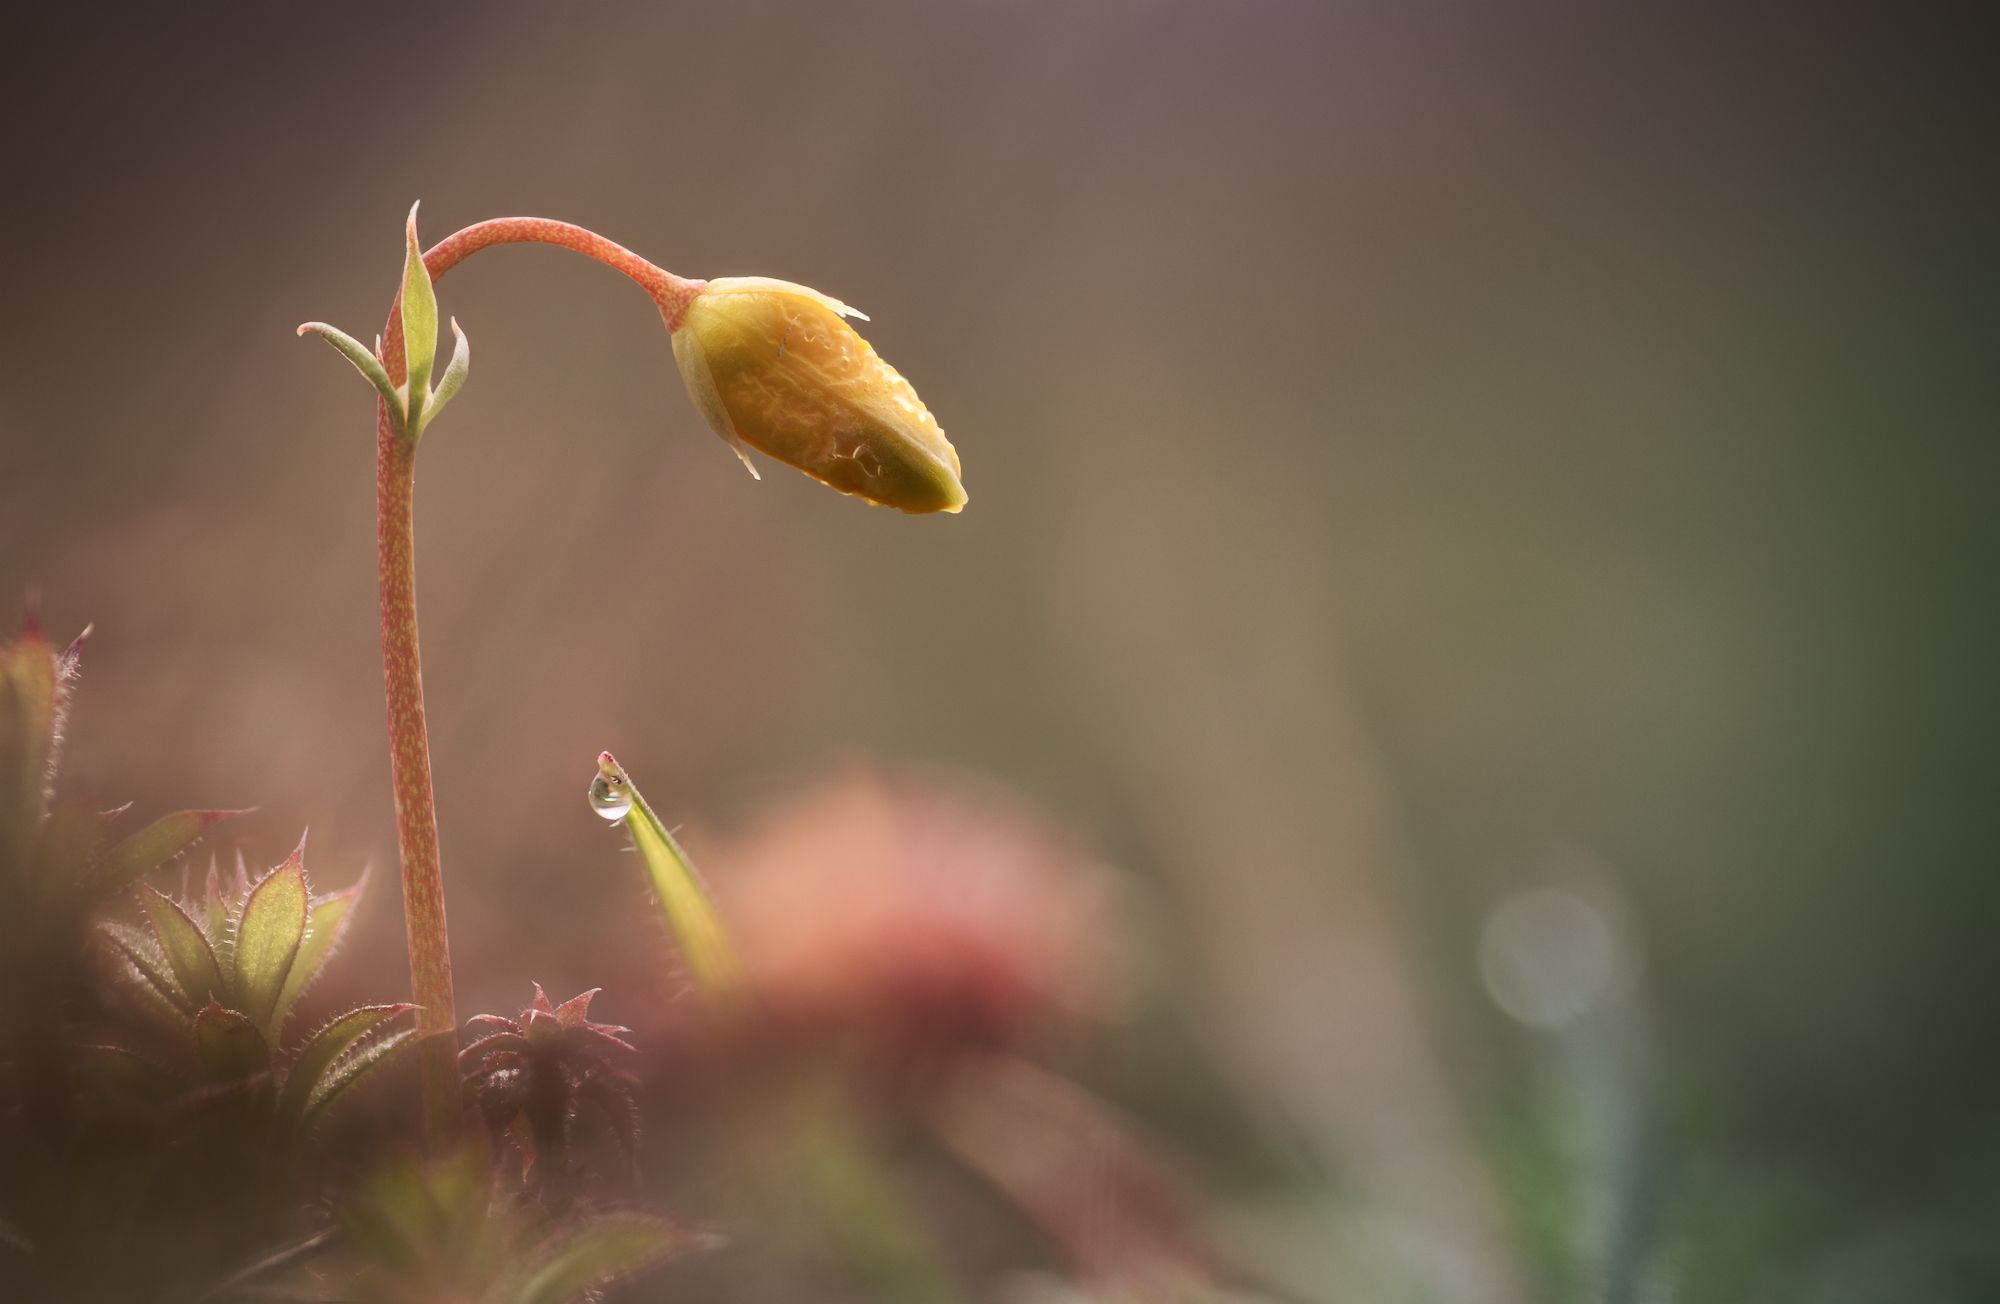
xmin=550 ymin=987 xmax=599 ymax=1028
xmin=301 ymin=1027 xmax=420 ymax=1129
xmin=234 ymin=837 xmax=309 ymax=1031
xmin=195 ymin=1002 xmax=270 ymax=1080
xmin=88 ymin=808 xmax=245 ymax=901
xmin=100 ymin=919 xmax=196 ymax=1017
xmin=142 ymin=887 xmax=225 ymax=1005
xmin=272 ymin=869 xmax=366 ymax=1031
xmin=200 ymin=858 xmax=229 ymax=938
xmin=281 ymin=1003 xmax=415 ymax=1120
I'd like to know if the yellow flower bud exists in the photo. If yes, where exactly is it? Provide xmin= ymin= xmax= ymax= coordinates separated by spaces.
xmin=671 ymin=277 xmax=966 ymax=514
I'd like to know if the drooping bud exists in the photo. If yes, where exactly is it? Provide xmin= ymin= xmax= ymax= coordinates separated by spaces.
xmin=670 ymin=277 xmax=966 ymax=514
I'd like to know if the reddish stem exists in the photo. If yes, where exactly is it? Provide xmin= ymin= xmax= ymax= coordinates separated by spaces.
xmin=372 ymin=217 xmax=701 ymax=1147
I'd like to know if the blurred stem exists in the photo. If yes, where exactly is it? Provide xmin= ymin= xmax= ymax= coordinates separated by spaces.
xmin=795 ymin=1105 xmax=966 ymax=1304
xmin=369 ymin=216 xmax=704 ymax=1148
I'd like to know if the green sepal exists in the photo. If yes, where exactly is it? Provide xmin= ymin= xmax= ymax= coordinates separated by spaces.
xmin=400 ymin=202 xmax=438 ymax=435
xmin=419 ymin=317 xmax=471 ymax=436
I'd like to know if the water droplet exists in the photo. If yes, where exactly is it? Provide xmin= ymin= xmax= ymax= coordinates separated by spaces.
xmin=588 ymin=774 xmax=632 ymax=822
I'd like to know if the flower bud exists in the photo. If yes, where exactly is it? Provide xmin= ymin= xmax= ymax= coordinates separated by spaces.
xmin=671 ymin=277 xmax=966 ymax=514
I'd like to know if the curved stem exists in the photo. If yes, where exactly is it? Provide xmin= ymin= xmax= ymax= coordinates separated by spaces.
xmin=371 ymin=217 xmax=702 ymax=1148
xmin=386 ymin=217 xmax=705 ymax=367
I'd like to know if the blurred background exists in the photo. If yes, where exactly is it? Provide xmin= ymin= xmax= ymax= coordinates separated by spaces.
xmin=3 ymin=3 xmax=1996 ymax=1299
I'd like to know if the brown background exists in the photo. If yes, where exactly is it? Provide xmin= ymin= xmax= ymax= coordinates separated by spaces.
xmin=4 ymin=4 xmax=1997 ymax=1296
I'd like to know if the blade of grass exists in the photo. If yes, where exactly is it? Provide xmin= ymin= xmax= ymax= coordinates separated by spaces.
xmin=594 ymin=752 xmax=738 ymax=995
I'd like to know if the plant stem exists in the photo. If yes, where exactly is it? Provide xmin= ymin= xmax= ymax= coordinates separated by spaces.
xmin=370 ymin=216 xmax=703 ymax=1147
xmin=374 ymin=420 xmax=458 ymax=1145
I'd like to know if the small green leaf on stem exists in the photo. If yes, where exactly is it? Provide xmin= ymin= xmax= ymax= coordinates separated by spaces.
xmin=142 ymin=886 xmax=225 ymax=1005
xmin=298 ymin=322 xmax=404 ymax=425
xmin=234 ymin=835 xmax=310 ymax=1032
xmin=401 ymin=201 xmax=438 ymax=434
xmin=419 ymin=317 xmax=471 ymax=434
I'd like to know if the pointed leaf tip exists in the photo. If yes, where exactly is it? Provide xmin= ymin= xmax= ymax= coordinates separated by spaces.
xmin=400 ymin=203 xmax=438 ymax=435
xmin=236 ymin=849 xmax=309 ymax=1033
xmin=421 ymin=315 xmax=471 ymax=436
xmin=301 ymin=322 xmax=404 ymax=420
xmin=552 ymin=987 xmax=602 ymax=1028
xmin=89 ymin=807 xmax=248 ymax=900
xmin=62 ymin=622 xmax=92 ymax=663
xmin=142 ymin=887 xmax=225 ymax=1006
xmin=272 ymin=866 xmax=366 ymax=1030
xmin=281 ymin=1003 xmax=416 ymax=1119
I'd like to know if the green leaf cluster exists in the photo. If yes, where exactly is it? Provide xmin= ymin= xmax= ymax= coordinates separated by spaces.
xmin=298 ymin=201 xmax=470 ymax=443
xmin=94 ymin=842 xmax=417 ymax=1133
xmin=319 ymin=1147 xmax=705 ymax=1304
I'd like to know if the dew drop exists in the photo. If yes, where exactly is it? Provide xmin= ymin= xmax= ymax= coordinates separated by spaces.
xmin=588 ymin=774 xmax=632 ymax=822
